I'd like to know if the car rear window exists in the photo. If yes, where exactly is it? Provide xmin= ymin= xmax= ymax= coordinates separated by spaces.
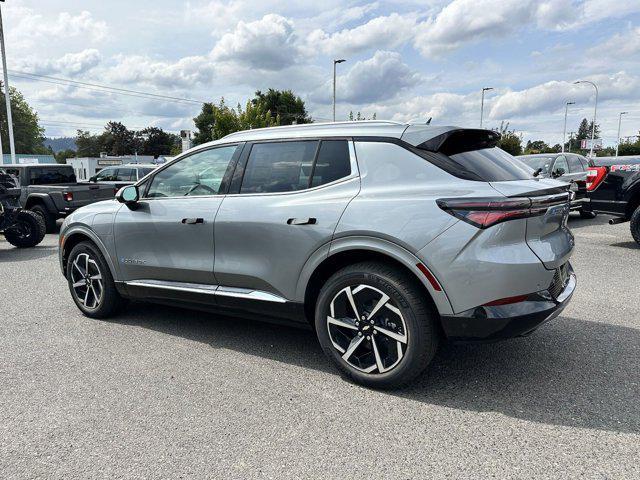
xmin=28 ymin=167 xmax=76 ymax=185
xmin=417 ymin=147 xmax=533 ymax=182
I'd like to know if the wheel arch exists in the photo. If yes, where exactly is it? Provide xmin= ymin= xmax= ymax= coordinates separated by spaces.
xmin=299 ymin=236 xmax=454 ymax=326
xmin=24 ymin=194 xmax=55 ymax=212
xmin=625 ymin=186 xmax=640 ymax=219
xmin=61 ymin=227 xmax=117 ymax=280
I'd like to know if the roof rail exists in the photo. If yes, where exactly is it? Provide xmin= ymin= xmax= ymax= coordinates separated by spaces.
xmin=222 ymin=120 xmax=404 ymax=138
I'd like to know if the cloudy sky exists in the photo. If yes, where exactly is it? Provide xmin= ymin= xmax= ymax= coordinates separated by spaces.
xmin=4 ymin=0 xmax=640 ymax=146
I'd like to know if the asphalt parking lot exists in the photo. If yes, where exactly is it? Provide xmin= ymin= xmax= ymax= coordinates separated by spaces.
xmin=1 ymin=214 xmax=639 ymax=479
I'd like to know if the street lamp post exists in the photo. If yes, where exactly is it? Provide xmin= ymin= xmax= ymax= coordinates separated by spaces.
xmin=615 ymin=111 xmax=629 ymax=157
xmin=480 ymin=87 xmax=493 ymax=128
xmin=562 ymin=101 xmax=575 ymax=153
xmin=332 ymin=59 xmax=346 ymax=122
xmin=567 ymin=132 xmax=575 ymax=153
xmin=574 ymin=80 xmax=598 ymax=158
xmin=0 ymin=0 xmax=16 ymax=164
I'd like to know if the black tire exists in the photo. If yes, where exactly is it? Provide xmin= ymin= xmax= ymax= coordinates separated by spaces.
xmin=66 ymin=241 xmax=126 ymax=318
xmin=30 ymin=204 xmax=57 ymax=233
xmin=315 ymin=261 xmax=439 ymax=389
xmin=4 ymin=210 xmax=46 ymax=248
xmin=579 ymin=209 xmax=597 ymax=219
xmin=631 ymin=205 xmax=640 ymax=246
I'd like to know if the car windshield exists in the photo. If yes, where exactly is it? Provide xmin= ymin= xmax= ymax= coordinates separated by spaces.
xmin=518 ymin=156 xmax=554 ymax=174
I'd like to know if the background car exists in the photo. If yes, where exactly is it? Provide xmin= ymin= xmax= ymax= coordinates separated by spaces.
xmin=89 ymin=164 xmax=157 ymax=190
xmin=516 ymin=153 xmax=595 ymax=218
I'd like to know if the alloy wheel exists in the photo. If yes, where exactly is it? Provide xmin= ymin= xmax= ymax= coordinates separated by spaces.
xmin=70 ymin=252 xmax=104 ymax=310
xmin=327 ymin=284 xmax=408 ymax=374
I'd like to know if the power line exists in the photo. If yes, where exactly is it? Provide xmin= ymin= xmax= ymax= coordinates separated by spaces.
xmin=8 ymin=69 xmax=207 ymax=105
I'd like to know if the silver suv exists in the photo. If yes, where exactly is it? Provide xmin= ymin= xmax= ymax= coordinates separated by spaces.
xmin=59 ymin=121 xmax=576 ymax=388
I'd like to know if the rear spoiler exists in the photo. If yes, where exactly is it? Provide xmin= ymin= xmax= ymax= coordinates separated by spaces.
xmin=401 ymin=127 xmax=501 ymax=156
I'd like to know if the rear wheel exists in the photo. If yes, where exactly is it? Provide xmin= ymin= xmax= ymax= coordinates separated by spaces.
xmin=4 ymin=210 xmax=46 ymax=248
xmin=67 ymin=241 xmax=125 ymax=318
xmin=315 ymin=261 xmax=439 ymax=389
xmin=30 ymin=204 xmax=57 ymax=233
xmin=630 ymin=205 xmax=640 ymax=246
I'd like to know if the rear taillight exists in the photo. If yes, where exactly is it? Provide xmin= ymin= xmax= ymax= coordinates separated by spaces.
xmin=63 ymin=191 xmax=73 ymax=202
xmin=437 ymin=193 xmax=570 ymax=229
xmin=586 ymin=167 xmax=607 ymax=191
xmin=483 ymin=294 xmax=529 ymax=306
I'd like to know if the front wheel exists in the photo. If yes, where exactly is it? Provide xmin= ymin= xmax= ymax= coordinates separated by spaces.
xmin=630 ymin=205 xmax=640 ymax=246
xmin=66 ymin=241 xmax=126 ymax=318
xmin=315 ymin=261 xmax=439 ymax=389
xmin=4 ymin=210 xmax=46 ymax=248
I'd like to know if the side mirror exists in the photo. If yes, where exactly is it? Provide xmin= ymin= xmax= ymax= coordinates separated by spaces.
xmin=553 ymin=168 xmax=565 ymax=177
xmin=116 ymin=185 xmax=139 ymax=204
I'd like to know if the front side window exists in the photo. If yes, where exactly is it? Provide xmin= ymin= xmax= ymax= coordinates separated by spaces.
xmin=553 ymin=156 xmax=569 ymax=175
xmin=146 ymin=146 xmax=237 ymax=198
xmin=95 ymin=168 xmax=118 ymax=181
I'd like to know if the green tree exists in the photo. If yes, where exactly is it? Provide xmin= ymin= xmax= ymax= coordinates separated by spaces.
xmin=524 ymin=140 xmax=558 ymax=154
xmin=0 ymin=85 xmax=48 ymax=154
xmin=252 ymin=89 xmax=311 ymax=125
xmin=572 ymin=118 xmax=601 ymax=154
xmin=348 ymin=111 xmax=377 ymax=121
xmin=54 ymin=148 xmax=77 ymax=164
xmin=135 ymin=127 xmax=179 ymax=157
xmin=494 ymin=122 xmax=522 ymax=156
xmin=75 ymin=130 xmax=102 ymax=157
xmin=100 ymin=121 xmax=135 ymax=156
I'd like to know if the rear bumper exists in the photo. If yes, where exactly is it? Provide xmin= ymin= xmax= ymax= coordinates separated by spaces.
xmin=440 ymin=263 xmax=576 ymax=342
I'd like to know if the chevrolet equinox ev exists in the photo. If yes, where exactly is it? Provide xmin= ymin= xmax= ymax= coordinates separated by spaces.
xmin=59 ymin=121 xmax=576 ymax=388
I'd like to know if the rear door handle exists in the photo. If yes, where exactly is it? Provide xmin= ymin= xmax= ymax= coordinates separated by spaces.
xmin=287 ymin=217 xmax=316 ymax=225
xmin=182 ymin=217 xmax=204 ymax=224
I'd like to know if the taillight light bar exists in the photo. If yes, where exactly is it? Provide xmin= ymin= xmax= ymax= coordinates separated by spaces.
xmin=63 ymin=191 xmax=73 ymax=202
xmin=437 ymin=193 xmax=570 ymax=229
xmin=586 ymin=166 xmax=607 ymax=191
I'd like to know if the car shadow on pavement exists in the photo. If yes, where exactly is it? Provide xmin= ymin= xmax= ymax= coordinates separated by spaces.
xmin=0 ymin=244 xmax=58 ymax=262
xmin=610 ymin=240 xmax=639 ymax=249
xmin=567 ymin=214 xmax=609 ymax=230
xmin=114 ymin=303 xmax=639 ymax=435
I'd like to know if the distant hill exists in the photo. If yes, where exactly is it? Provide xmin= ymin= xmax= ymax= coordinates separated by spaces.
xmin=44 ymin=137 xmax=76 ymax=153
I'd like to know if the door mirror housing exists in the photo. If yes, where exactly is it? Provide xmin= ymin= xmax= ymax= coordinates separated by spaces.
xmin=553 ymin=168 xmax=565 ymax=178
xmin=89 ymin=176 xmax=97 ymax=182
xmin=116 ymin=185 xmax=139 ymax=204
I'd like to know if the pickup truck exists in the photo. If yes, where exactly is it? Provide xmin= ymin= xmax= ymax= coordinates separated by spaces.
xmin=586 ymin=156 xmax=640 ymax=245
xmin=2 ymin=164 xmax=115 ymax=232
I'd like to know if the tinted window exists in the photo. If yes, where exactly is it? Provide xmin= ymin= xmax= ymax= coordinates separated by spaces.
xmin=140 ymin=168 xmax=154 ymax=178
xmin=146 ymin=146 xmax=237 ymax=198
xmin=517 ymin=156 xmax=554 ymax=174
xmin=95 ymin=168 xmax=118 ymax=181
xmin=116 ymin=168 xmax=135 ymax=181
xmin=28 ymin=167 xmax=76 ymax=185
xmin=311 ymin=140 xmax=351 ymax=187
xmin=241 ymin=141 xmax=317 ymax=193
xmin=554 ymin=156 xmax=569 ymax=175
xmin=440 ymin=147 xmax=532 ymax=182
xmin=567 ymin=155 xmax=584 ymax=172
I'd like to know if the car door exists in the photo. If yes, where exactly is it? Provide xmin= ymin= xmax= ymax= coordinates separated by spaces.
xmin=213 ymin=138 xmax=360 ymax=305
xmin=114 ymin=144 xmax=241 ymax=286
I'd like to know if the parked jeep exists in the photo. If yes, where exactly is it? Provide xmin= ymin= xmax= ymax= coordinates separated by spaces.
xmin=0 ymin=169 xmax=45 ymax=248
xmin=2 ymin=164 xmax=114 ymax=233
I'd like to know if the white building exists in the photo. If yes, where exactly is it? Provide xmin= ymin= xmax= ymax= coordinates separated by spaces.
xmin=67 ymin=154 xmax=167 ymax=181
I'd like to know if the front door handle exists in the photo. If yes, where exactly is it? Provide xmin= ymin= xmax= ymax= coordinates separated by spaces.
xmin=182 ymin=217 xmax=204 ymax=224
xmin=287 ymin=217 xmax=317 ymax=225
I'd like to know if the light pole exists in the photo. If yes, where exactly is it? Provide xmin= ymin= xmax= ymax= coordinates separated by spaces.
xmin=567 ymin=131 xmax=575 ymax=153
xmin=0 ymin=0 xmax=15 ymax=164
xmin=574 ymin=80 xmax=598 ymax=158
xmin=615 ymin=111 xmax=629 ymax=157
xmin=562 ymin=101 xmax=575 ymax=153
xmin=480 ymin=87 xmax=493 ymax=128
xmin=333 ymin=59 xmax=346 ymax=122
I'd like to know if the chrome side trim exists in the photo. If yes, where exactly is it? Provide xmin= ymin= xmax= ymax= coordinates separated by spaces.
xmin=125 ymin=280 xmax=287 ymax=303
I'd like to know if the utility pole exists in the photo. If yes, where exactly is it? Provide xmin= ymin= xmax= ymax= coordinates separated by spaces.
xmin=480 ymin=87 xmax=493 ymax=128
xmin=567 ymin=132 xmax=575 ymax=153
xmin=562 ymin=101 xmax=575 ymax=153
xmin=0 ymin=0 xmax=15 ymax=164
xmin=332 ymin=59 xmax=345 ymax=122
xmin=615 ymin=111 xmax=628 ymax=157
xmin=574 ymin=80 xmax=598 ymax=158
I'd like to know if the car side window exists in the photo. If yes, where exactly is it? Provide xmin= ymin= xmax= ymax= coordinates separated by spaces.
xmin=240 ymin=141 xmax=318 ymax=193
xmin=566 ymin=155 xmax=584 ymax=172
xmin=145 ymin=145 xmax=237 ymax=198
xmin=311 ymin=140 xmax=351 ymax=187
xmin=95 ymin=168 xmax=117 ymax=181
xmin=116 ymin=168 xmax=135 ymax=181
xmin=553 ymin=156 xmax=569 ymax=175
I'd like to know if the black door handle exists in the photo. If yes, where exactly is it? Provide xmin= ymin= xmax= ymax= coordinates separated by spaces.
xmin=182 ymin=217 xmax=204 ymax=224
xmin=287 ymin=217 xmax=316 ymax=225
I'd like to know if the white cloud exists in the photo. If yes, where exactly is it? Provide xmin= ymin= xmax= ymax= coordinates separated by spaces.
xmin=211 ymin=14 xmax=301 ymax=70
xmin=308 ymin=13 xmax=415 ymax=56
xmin=108 ymin=54 xmax=215 ymax=88
xmin=489 ymin=72 xmax=640 ymax=119
xmin=15 ymin=49 xmax=102 ymax=75
xmin=312 ymin=51 xmax=422 ymax=105
xmin=11 ymin=9 xmax=108 ymax=43
xmin=589 ymin=27 xmax=640 ymax=59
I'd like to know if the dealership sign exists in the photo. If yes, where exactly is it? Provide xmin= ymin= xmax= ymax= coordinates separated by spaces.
xmin=580 ymin=138 xmax=603 ymax=150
